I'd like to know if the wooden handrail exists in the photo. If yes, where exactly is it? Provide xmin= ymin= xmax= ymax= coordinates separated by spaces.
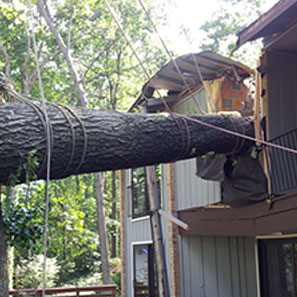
xmin=9 ymin=285 xmax=117 ymax=297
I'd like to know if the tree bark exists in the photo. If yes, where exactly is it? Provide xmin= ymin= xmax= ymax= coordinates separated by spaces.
xmin=0 ymin=202 xmax=9 ymax=297
xmin=37 ymin=1 xmax=87 ymax=107
xmin=0 ymin=102 xmax=254 ymax=185
xmin=94 ymin=172 xmax=111 ymax=284
xmin=111 ymin=170 xmax=117 ymax=258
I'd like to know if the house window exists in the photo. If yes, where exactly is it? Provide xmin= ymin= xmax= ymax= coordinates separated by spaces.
xmin=131 ymin=167 xmax=149 ymax=218
xmin=222 ymin=98 xmax=233 ymax=109
xmin=133 ymin=244 xmax=158 ymax=297
xmin=259 ymin=237 xmax=297 ymax=297
xmin=131 ymin=166 xmax=161 ymax=218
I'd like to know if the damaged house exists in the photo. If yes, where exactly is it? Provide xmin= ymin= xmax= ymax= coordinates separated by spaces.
xmin=120 ymin=1 xmax=297 ymax=296
xmin=120 ymin=50 xmax=256 ymax=297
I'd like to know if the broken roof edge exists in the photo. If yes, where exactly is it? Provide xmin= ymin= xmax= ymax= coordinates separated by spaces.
xmin=129 ymin=50 xmax=253 ymax=112
xmin=234 ymin=0 xmax=297 ymax=52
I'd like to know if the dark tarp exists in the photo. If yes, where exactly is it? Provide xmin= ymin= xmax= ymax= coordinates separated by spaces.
xmin=196 ymin=151 xmax=267 ymax=207
xmin=196 ymin=154 xmax=226 ymax=182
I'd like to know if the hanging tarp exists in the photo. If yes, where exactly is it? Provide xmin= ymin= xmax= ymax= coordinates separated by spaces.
xmin=196 ymin=152 xmax=267 ymax=207
xmin=196 ymin=154 xmax=226 ymax=182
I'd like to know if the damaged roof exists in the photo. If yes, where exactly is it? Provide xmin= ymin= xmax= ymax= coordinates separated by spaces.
xmin=130 ymin=51 xmax=253 ymax=111
xmin=235 ymin=0 xmax=297 ymax=50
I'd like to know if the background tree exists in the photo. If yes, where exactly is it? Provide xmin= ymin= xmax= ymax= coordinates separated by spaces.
xmin=199 ymin=0 xmax=269 ymax=67
xmin=0 ymin=0 xmax=169 ymax=293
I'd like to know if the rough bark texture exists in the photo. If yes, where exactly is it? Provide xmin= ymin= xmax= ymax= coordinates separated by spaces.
xmin=0 ymin=203 xmax=9 ymax=297
xmin=0 ymin=102 xmax=254 ymax=185
xmin=119 ymin=171 xmax=126 ymax=297
xmin=94 ymin=172 xmax=111 ymax=284
xmin=37 ymin=1 xmax=87 ymax=107
xmin=111 ymin=170 xmax=117 ymax=259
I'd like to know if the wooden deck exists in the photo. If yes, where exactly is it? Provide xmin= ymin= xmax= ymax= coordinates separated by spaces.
xmin=9 ymin=285 xmax=117 ymax=297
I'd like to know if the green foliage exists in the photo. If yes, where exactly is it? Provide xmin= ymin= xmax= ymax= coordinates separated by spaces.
xmin=0 ymin=0 xmax=170 ymax=289
xmin=199 ymin=0 xmax=268 ymax=67
xmin=4 ymin=201 xmax=44 ymax=251
xmin=8 ymin=149 xmax=39 ymax=186
xmin=110 ymin=257 xmax=121 ymax=292
xmin=16 ymin=255 xmax=60 ymax=288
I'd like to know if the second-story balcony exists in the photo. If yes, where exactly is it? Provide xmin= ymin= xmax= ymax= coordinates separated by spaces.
xmin=269 ymin=128 xmax=297 ymax=195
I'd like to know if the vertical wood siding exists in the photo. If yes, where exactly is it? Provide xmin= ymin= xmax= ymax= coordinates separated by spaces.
xmin=265 ymin=50 xmax=297 ymax=194
xmin=174 ymin=159 xmax=221 ymax=210
xmin=173 ymin=91 xmax=221 ymax=210
xmin=180 ymin=236 xmax=257 ymax=297
xmin=267 ymin=50 xmax=297 ymax=138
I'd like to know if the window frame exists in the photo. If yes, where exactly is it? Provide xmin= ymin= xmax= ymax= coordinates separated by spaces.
xmin=131 ymin=167 xmax=150 ymax=219
xmin=258 ymin=236 xmax=297 ymax=297
xmin=132 ymin=242 xmax=158 ymax=297
xmin=130 ymin=165 xmax=162 ymax=219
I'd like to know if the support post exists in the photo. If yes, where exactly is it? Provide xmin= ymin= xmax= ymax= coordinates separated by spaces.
xmin=119 ymin=170 xmax=126 ymax=297
xmin=146 ymin=166 xmax=170 ymax=297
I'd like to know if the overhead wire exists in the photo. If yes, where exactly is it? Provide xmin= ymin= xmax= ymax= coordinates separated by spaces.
xmin=27 ymin=2 xmax=51 ymax=296
xmin=170 ymin=0 xmax=216 ymax=112
xmin=138 ymin=0 xmax=206 ymax=114
xmin=102 ymin=0 xmax=190 ymax=161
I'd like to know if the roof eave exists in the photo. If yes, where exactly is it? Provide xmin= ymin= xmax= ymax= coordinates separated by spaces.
xmin=234 ymin=0 xmax=297 ymax=51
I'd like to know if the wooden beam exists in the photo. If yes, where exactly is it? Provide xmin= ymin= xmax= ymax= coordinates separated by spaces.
xmin=119 ymin=170 xmax=126 ymax=297
xmin=178 ymin=191 xmax=297 ymax=236
xmin=146 ymin=166 xmax=170 ymax=297
xmin=158 ymin=209 xmax=189 ymax=230
xmin=166 ymin=163 xmax=182 ymax=297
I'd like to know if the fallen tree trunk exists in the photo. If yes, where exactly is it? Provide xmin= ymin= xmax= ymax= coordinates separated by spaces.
xmin=0 ymin=102 xmax=254 ymax=185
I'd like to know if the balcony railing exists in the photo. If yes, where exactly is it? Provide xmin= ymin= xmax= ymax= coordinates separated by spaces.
xmin=9 ymin=285 xmax=117 ymax=297
xmin=269 ymin=128 xmax=297 ymax=195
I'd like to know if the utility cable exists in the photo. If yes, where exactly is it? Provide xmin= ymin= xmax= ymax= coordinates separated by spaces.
xmin=138 ymin=0 xmax=206 ymax=114
xmin=27 ymin=2 xmax=51 ymax=296
xmin=102 ymin=0 xmax=189 ymax=161
xmin=170 ymin=0 xmax=216 ymax=112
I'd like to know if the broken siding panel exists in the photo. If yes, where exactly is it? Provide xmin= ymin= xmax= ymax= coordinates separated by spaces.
xmin=174 ymin=158 xmax=221 ymax=210
xmin=179 ymin=235 xmax=257 ymax=297
xmin=172 ymin=88 xmax=208 ymax=115
xmin=173 ymin=91 xmax=221 ymax=210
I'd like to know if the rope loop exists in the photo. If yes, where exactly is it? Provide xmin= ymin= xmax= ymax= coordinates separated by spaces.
xmin=0 ymin=76 xmax=88 ymax=178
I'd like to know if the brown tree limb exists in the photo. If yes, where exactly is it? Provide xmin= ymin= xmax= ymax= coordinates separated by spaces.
xmin=0 ymin=102 xmax=254 ymax=185
xmin=0 ymin=41 xmax=12 ymax=86
xmin=37 ymin=0 xmax=88 ymax=107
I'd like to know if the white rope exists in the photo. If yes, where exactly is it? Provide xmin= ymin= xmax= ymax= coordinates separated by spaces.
xmin=138 ymin=0 xmax=206 ymax=114
xmin=27 ymin=2 xmax=51 ymax=296
xmin=170 ymin=0 xmax=216 ymax=112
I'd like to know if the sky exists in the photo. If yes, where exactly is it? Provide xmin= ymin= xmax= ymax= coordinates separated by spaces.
xmin=160 ymin=0 xmax=280 ymax=55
